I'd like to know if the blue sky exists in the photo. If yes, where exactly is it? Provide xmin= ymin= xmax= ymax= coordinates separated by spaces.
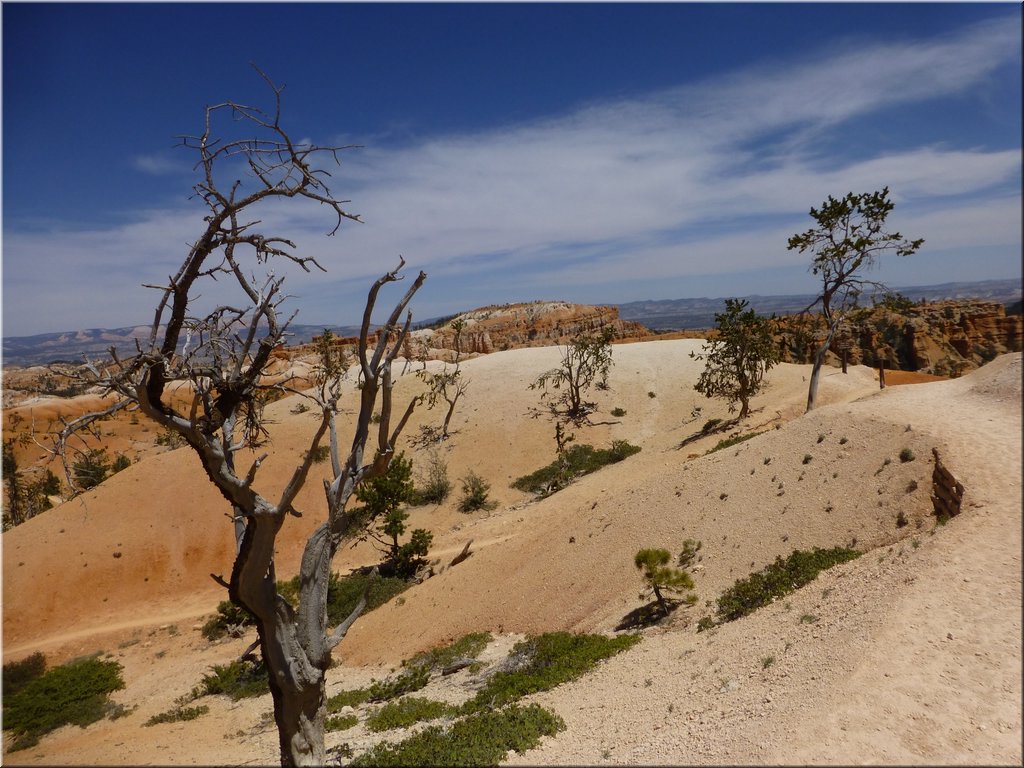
xmin=2 ymin=2 xmax=1021 ymax=337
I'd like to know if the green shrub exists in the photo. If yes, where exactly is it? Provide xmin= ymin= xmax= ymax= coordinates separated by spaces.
xmin=352 ymin=453 xmax=432 ymax=576
xmin=275 ymin=570 xmax=412 ymax=629
xmin=144 ymin=704 xmax=209 ymax=726
xmin=610 ymin=407 xmax=627 ymax=417
xmin=511 ymin=442 xmax=641 ymax=496
xmin=367 ymin=665 xmax=431 ymax=703
xmin=705 ymin=431 xmax=766 ymax=455
xmin=2 ymin=654 xmax=125 ymax=751
xmin=405 ymin=632 xmax=492 ymax=673
xmin=197 ymin=659 xmax=269 ymax=700
xmin=467 ymin=632 xmax=641 ymax=711
xmin=696 ymin=616 xmax=716 ymax=633
xmin=366 ymin=697 xmax=457 ymax=732
xmin=308 ymin=444 xmax=331 ymax=464
xmin=899 ymin=448 xmax=916 ymax=463
xmin=458 ymin=470 xmax=496 ymax=512
xmin=2 ymin=652 xmax=46 ymax=696
xmin=413 ymin=451 xmax=452 ymax=504
xmin=72 ymin=448 xmax=112 ymax=489
xmin=352 ymin=703 xmax=564 ymax=767
xmin=111 ymin=453 xmax=132 ymax=473
xmin=326 ymin=713 xmax=359 ymax=732
xmin=155 ymin=427 xmax=186 ymax=448
xmin=716 ymin=547 xmax=860 ymax=623
xmin=201 ymin=600 xmax=254 ymax=640
xmin=328 ymin=687 xmax=371 ymax=712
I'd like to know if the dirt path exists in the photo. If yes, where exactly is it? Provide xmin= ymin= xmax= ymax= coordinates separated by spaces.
xmin=507 ymin=354 xmax=1022 ymax=765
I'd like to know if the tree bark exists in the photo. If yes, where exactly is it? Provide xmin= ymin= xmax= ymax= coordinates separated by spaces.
xmin=653 ymin=584 xmax=669 ymax=617
xmin=261 ymin=618 xmax=327 ymax=766
xmin=805 ymin=316 xmax=842 ymax=412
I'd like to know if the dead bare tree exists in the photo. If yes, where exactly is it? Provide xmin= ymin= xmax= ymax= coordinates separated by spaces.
xmin=418 ymin=318 xmax=470 ymax=440
xmin=51 ymin=71 xmax=426 ymax=766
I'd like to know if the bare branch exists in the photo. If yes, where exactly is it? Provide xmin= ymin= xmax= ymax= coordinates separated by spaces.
xmin=325 ymin=569 xmax=377 ymax=652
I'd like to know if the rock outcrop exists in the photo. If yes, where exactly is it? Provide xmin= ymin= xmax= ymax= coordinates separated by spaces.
xmin=774 ymin=300 xmax=1022 ymax=375
xmin=416 ymin=302 xmax=652 ymax=357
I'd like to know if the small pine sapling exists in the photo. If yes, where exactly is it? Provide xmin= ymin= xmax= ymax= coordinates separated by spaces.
xmin=634 ymin=548 xmax=696 ymax=618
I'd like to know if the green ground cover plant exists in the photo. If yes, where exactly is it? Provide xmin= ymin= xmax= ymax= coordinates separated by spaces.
xmin=458 ymin=470 xmax=497 ymax=512
xmin=144 ymin=704 xmax=209 ymax=726
xmin=352 ymin=703 xmax=564 ymax=767
xmin=342 ymin=631 xmax=637 ymax=765
xmin=511 ymin=441 xmax=641 ymax=496
xmin=405 ymin=632 xmax=493 ymax=673
xmin=2 ymin=651 xmax=46 ymax=695
xmin=705 ymin=431 xmax=766 ymax=455
xmin=2 ymin=654 xmax=125 ymax=751
xmin=366 ymin=665 xmax=432 ymax=703
xmin=196 ymin=659 xmax=270 ymax=700
xmin=326 ymin=713 xmax=359 ymax=732
xmin=466 ymin=632 xmax=641 ymax=710
xmin=365 ymin=697 xmax=457 ymax=732
xmin=716 ymin=547 xmax=860 ymax=623
xmin=328 ymin=687 xmax=371 ymax=711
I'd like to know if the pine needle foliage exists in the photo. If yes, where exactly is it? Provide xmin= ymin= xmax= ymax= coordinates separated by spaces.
xmin=634 ymin=548 xmax=696 ymax=617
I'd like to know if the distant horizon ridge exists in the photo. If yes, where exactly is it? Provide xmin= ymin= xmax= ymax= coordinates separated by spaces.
xmin=2 ymin=277 xmax=1020 ymax=367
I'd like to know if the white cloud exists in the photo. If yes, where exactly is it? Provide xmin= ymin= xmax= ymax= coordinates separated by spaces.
xmin=4 ymin=16 xmax=1020 ymax=336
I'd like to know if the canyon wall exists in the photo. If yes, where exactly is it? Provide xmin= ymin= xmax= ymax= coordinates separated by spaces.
xmin=774 ymin=300 xmax=1021 ymax=375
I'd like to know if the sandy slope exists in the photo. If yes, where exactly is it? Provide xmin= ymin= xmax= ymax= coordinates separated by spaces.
xmin=2 ymin=343 xmax=1020 ymax=765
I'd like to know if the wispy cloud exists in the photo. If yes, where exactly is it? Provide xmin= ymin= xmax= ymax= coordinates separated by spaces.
xmin=4 ymin=16 xmax=1020 ymax=335
xmin=131 ymin=151 xmax=189 ymax=176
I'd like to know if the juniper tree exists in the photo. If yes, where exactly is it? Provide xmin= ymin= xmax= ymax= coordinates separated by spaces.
xmin=787 ymin=188 xmax=923 ymax=411
xmin=692 ymin=299 xmax=779 ymax=419
xmin=531 ymin=326 xmax=614 ymax=456
xmin=50 ymin=70 xmax=427 ymax=766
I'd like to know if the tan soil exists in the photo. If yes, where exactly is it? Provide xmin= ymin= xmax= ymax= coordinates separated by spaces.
xmin=2 ymin=343 xmax=1020 ymax=765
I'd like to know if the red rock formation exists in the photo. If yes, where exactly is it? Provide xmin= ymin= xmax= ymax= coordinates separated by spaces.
xmin=774 ymin=300 xmax=1022 ymax=375
xmin=423 ymin=302 xmax=652 ymax=355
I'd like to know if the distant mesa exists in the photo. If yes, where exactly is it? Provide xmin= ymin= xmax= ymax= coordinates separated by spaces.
xmin=2 ymin=278 xmax=1019 ymax=369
